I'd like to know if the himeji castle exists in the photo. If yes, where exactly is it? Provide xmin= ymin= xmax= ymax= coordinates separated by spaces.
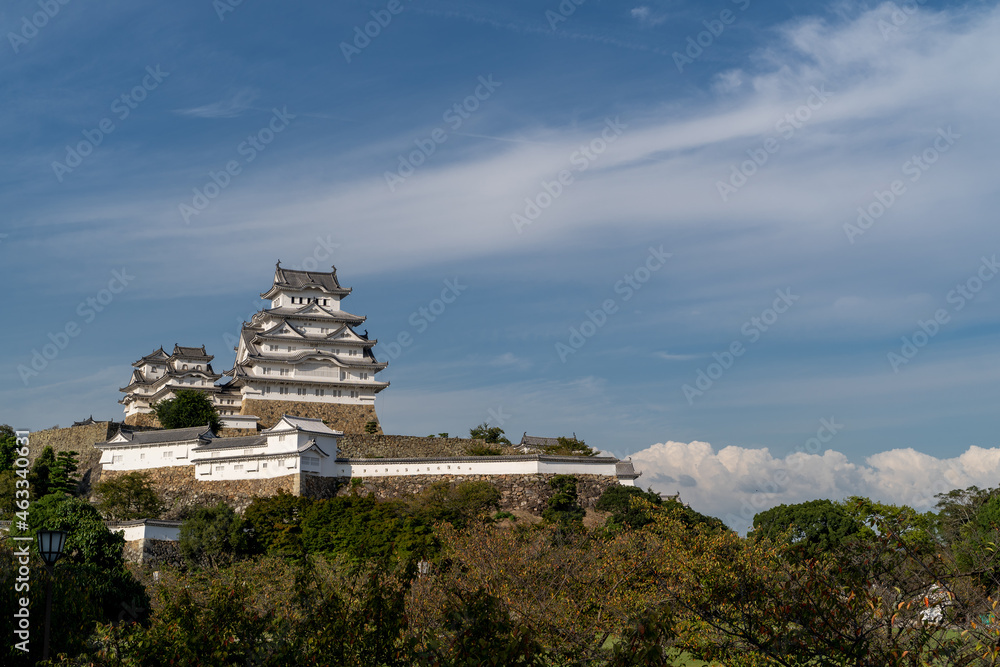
xmin=120 ymin=263 xmax=389 ymax=433
xmin=99 ymin=260 xmax=641 ymax=512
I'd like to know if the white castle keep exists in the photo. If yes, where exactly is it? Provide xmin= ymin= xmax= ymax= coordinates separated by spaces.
xmin=120 ymin=263 xmax=388 ymax=433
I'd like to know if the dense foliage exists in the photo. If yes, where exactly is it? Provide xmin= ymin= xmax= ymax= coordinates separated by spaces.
xmin=542 ymin=436 xmax=597 ymax=457
xmin=1 ymin=494 xmax=149 ymax=664
xmin=468 ymin=422 xmax=511 ymax=445
xmin=95 ymin=471 xmax=163 ymax=521
xmin=28 ymin=445 xmax=80 ymax=497
xmin=18 ymin=478 xmax=1000 ymax=665
xmin=152 ymin=389 xmax=221 ymax=432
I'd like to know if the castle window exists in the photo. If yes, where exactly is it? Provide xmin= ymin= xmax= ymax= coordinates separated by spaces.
xmin=315 ymin=388 xmax=324 ymax=397
xmin=287 ymin=346 xmax=292 ymax=352
xmin=140 ymin=453 xmax=145 ymax=460
xmin=262 ymin=367 xmax=271 ymax=375
xmin=262 ymin=462 xmax=268 ymax=469
xmin=278 ymin=386 xmax=289 ymax=395
xmin=360 ymin=372 xmax=369 ymax=380
xmin=112 ymin=455 xmax=123 ymax=464
xmin=350 ymin=391 xmax=358 ymax=398
xmin=297 ymin=387 xmax=306 ymax=395
xmin=333 ymin=390 xmax=342 ymax=397
xmin=215 ymin=465 xmax=224 ymax=472
xmin=340 ymin=371 xmax=346 ymax=381
xmin=323 ymin=299 xmax=329 ymax=306
xmin=280 ymin=368 xmax=289 ymax=376
xmin=303 ymin=456 xmax=319 ymax=467
xmin=264 ymin=386 xmax=271 ymax=394
xmin=234 ymin=464 xmax=243 ymax=471
xmin=182 ymin=365 xmax=188 ymax=370
xmin=163 ymin=451 xmax=173 ymax=459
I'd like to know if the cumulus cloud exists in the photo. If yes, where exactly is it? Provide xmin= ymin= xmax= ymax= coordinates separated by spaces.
xmin=630 ymin=439 xmax=1000 ymax=533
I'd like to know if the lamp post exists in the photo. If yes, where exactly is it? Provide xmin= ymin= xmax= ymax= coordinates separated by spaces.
xmin=37 ymin=529 xmax=67 ymax=662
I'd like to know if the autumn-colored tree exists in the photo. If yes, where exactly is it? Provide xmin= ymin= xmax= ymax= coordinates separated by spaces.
xmin=95 ymin=471 xmax=163 ymax=521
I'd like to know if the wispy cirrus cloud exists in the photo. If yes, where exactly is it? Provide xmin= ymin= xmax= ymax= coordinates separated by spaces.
xmin=175 ymin=88 xmax=259 ymax=119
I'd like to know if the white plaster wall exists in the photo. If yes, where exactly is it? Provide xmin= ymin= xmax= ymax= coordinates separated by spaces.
xmin=100 ymin=443 xmax=192 ymax=471
xmin=338 ymin=458 xmax=620 ymax=479
xmin=112 ymin=523 xmax=181 ymax=541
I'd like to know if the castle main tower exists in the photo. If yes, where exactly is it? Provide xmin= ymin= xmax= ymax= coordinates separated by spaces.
xmin=222 ymin=262 xmax=389 ymax=433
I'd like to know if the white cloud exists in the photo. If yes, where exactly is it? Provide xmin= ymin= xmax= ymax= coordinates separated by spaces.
xmin=175 ymin=88 xmax=259 ymax=119
xmin=630 ymin=439 xmax=1000 ymax=533
xmin=654 ymin=351 xmax=700 ymax=361
xmin=630 ymin=5 xmax=667 ymax=25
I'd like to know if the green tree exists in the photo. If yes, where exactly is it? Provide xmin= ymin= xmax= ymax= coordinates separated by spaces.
xmin=751 ymin=499 xmax=864 ymax=560
xmin=52 ymin=450 xmax=80 ymax=495
xmin=596 ymin=484 xmax=664 ymax=529
xmin=153 ymin=388 xmax=221 ymax=432
xmin=243 ymin=489 xmax=314 ymax=556
xmin=542 ymin=475 xmax=585 ymax=530
xmin=950 ymin=494 xmax=1000 ymax=585
xmin=407 ymin=480 xmax=501 ymax=530
xmin=301 ymin=495 xmax=435 ymax=564
xmin=543 ymin=436 xmax=597 ymax=457
xmin=16 ymin=494 xmax=149 ymax=659
xmin=95 ymin=471 xmax=163 ymax=520
xmin=28 ymin=446 xmax=81 ymax=497
xmin=934 ymin=484 xmax=997 ymax=545
xmin=0 ymin=424 xmax=17 ymax=472
xmin=469 ymin=422 xmax=511 ymax=444
xmin=365 ymin=419 xmax=379 ymax=434
xmin=842 ymin=495 xmax=937 ymax=552
xmin=28 ymin=445 xmax=57 ymax=498
xmin=0 ymin=470 xmax=16 ymax=520
xmin=179 ymin=502 xmax=251 ymax=567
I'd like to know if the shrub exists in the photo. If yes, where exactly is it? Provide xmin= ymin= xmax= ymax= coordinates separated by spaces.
xmin=153 ymin=389 xmax=221 ymax=432
xmin=95 ymin=471 xmax=163 ymax=521
xmin=179 ymin=502 xmax=251 ymax=567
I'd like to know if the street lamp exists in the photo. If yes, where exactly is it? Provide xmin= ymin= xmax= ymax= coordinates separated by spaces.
xmin=37 ymin=529 xmax=67 ymax=662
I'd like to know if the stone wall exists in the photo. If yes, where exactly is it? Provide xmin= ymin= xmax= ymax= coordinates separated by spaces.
xmin=338 ymin=434 xmax=518 ymax=458
xmin=241 ymin=398 xmax=382 ymax=434
xmin=28 ymin=421 xmax=146 ymax=496
xmin=338 ymin=473 xmax=620 ymax=514
xmin=101 ymin=467 xmax=300 ymax=519
xmin=123 ymin=538 xmax=184 ymax=567
xmin=124 ymin=413 xmax=161 ymax=428
xmin=217 ymin=427 xmax=259 ymax=438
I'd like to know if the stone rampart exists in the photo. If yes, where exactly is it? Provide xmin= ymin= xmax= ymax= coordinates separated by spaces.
xmin=28 ymin=421 xmax=154 ymax=496
xmin=124 ymin=413 xmax=161 ymax=428
xmin=123 ymin=538 xmax=184 ymax=567
xmin=241 ymin=399 xmax=382 ymax=434
xmin=101 ymin=467 xmax=300 ymax=519
xmin=337 ymin=473 xmax=619 ymax=514
xmin=217 ymin=427 xmax=259 ymax=438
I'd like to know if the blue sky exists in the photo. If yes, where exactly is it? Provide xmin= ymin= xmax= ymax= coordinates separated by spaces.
xmin=4 ymin=0 xmax=1000 ymax=526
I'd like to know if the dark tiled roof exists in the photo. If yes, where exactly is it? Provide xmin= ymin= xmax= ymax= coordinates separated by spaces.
xmin=520 ymin=434 xmax=561 ymax=448
xmin=133 ymin=347 xmax=169 ymax=367
xmin=615 ymin=460 xmax=641 ymax=478
xmin=171 ymin=344 xmax=213 ymax=360
xmin=261 ymin=263 xmax=352 ymax=297
xmin=104 ymin=425 xmax=214 ymax=446
xmin=72 ymin=416 xmax=99 ymax=427
xmin=261 ymin=306 xmax=365 ymax=322
xmin=192 ymin=435 xmax=267 ymax=451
